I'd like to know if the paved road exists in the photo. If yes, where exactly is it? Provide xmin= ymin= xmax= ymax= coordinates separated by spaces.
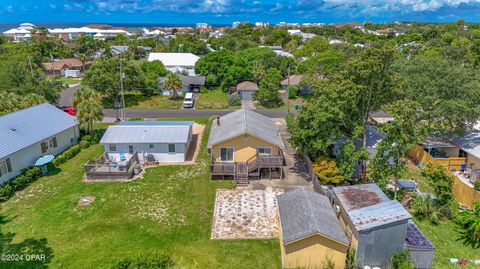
xmin=58 ymin=85 xmax=80 ymax=107
xmin=103 ymin=108 xmax=292 ymax=119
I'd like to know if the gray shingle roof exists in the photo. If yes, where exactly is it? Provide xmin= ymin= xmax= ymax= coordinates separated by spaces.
xmin=0 ymin=103 xmax=78 ymax=159
xmin=332 ymin=184 xmax=411 ymax=231
xmin=100 ymin=125 xmax=190 ymax=144
xmin=277 ymin=187 xmax=349 ymax=245
xmin=207 ymin=109 xmax=285 ymax=148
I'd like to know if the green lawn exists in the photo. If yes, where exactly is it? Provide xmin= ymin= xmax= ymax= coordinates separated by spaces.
xmin=196 ymin=89 xmax=230 ymax=109
xmin=56 ymin=77 xmax=82 ymax=85
xmin=403 ymin=164 xmax=479 ymax=268
xmin=103 ymin=92 xmax=183 ymax=110
xmin=0 ymin=122 xmax=281 ymax=268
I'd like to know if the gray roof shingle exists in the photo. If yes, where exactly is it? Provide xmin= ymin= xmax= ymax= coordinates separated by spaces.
xmin=0 ymin=103 xmax=78 ymax=159
xmin=277 ymin=187 xmax=349 ymax=245
xmin=207 ymin=109 xmax=284 ymax=148
xmin=100 ymin=125 xmax=190 ymax=144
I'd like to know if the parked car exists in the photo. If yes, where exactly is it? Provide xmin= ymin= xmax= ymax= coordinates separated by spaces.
xmin=183 ymin=93 xmax=194 ymax=108
xmin=61 ymin=106 xmax=77 ymax=116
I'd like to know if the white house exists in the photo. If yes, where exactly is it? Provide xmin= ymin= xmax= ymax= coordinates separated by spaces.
xmin=99 ymin=121 xmax=193 ymax=163
xmin=147 ymin=53 xmax=200 ymax=76
xmin=0 ymin=103 xmax=80 ymax=184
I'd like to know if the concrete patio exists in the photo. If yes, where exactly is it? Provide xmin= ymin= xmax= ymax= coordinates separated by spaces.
xmin=211 ymin=188 xmax=284 ymax=239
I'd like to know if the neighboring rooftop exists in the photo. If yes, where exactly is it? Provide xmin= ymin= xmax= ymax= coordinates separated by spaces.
xmin=281 ymin=75 xmax=303 ymax=86
xmin=0 ymin=103 xmax=78 ymax=159
xmin=158 ymin=75 xmax=206 ymax=87
xmin=450 ymin=131 xmax=480 ymax=159
xmin=405 ymin=221 xmax=434 ymax=250
xmin=332 ymin=184 xmax=411 ymax=231
xmin=42 ymin=58 xmax=89 ymax=71
xmin=277 ymin=188 xmax=349 ymax=245
xmin=100 ymin=125 xmax=191 ymax=144
xmin=207 ymin=109 xmax=284 ymax=148
xmin=147 ymin=52 xmax=200 ymax=67
xmin=120 ymin=120 xmax=194 ymax=126
xmin=236 ymin=81 xmax=258 ymax=91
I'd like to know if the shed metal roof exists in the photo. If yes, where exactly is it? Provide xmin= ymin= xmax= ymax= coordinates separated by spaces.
xmin=207 ymin=109 xmax=284 ymax=148
xmin=332 ymin=184 xmax=411 ymax=231
xmin=100 ymin=125 xmax=190 ymax=144
xmin=0 ymin=103 xmax=78 ymax=159
xmin=451 ymin=131 xmax=480 ymax=159
xmin=277 ymin=188 xmax=349 ymax=245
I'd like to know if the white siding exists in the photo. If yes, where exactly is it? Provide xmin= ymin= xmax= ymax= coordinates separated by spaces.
xmin=0 ymin=126 xmax=79 ymax=184
xmin=103 ymin=142 xmax=187 ymax=163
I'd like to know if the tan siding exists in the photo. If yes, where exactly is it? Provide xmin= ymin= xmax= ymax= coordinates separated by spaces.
xmin=211 ymin=134 xmax=280 ymax=162
xmin=453 ymin=175 xmax=480 ymax=209
xmin=283 ymin=234 xmax=348 ymax=269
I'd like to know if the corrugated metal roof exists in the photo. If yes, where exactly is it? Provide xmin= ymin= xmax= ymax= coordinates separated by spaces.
xmin=277 ymin=188 xmax=349 ymax=245
xmin=0 ymin=103 xmax=78 ymax=159
xmin=119 ymin=120 xmax=194 ymax=126
xmin=100 ymin=125 xmax=190 ymax=144
xmin=332 ymin=184 xmax=411 ymax=231
xmin=207 ymin=109 xmax=284 ymax=148
xmin=147 ymin=52 xmax=199 ymax=67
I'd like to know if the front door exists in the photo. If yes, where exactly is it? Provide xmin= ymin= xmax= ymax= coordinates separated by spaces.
xmin=128 ymin=145 xmax=134 ymax=154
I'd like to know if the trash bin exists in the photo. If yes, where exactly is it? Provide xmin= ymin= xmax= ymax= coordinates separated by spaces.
xmin=294 ymin=103 xmax=300 ymax=110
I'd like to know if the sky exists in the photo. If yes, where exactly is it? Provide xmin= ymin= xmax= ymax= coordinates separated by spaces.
xmin=0 ymin=0 xmax=479 ymax=24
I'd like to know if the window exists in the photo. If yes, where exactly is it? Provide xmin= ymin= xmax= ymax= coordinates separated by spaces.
xmin=109 ymin=144 xmax=117 ymax=151
xmin=0 ymin=158 xmax=12 ymax=177
xmin=128 ymin=145 xmax=134 ymax=154
xmin=149 ymin=144 xmax=154 ymax=149
xmin=258 ymin=147 xmax=272 ymax=156
xmin=220 ymin=148 xmax=234 ymax=162
xmin=41 ymin=137 xmax=58 ymax=153
xmin=168 ymin=144 xmax=175 ymax=153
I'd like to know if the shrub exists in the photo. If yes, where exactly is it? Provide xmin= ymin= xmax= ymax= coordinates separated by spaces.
xmin=0 ymin=184 xmax=14 ymax=202
xmin=81 ymin=135 xmax=93 ymax=143
xmin=287 ymin=86 xmax=299 ymax=99
xmin=79 ymin=140 xmax=90 ymax=149
xmin=312 ymin=156 xmax=345 ymax=185
xmin=411 ymin=195 xmax=439 ymax=224
xmin=422 ymin=163 xmax=454 ymax=206
xmin=228 ymin=96 xmax=241 ymax=107
xmin=53 ymin=145 xmax=81 ymax=166
xmin=391 ymin=249 xmax=414 ymax=269
xmin=456 ymin=202 xmax=480 ymax=248
xmin=0 ymin=166 xmax=43 ymax=202
xmin=111 ymin=252 xmax=174 ymax=269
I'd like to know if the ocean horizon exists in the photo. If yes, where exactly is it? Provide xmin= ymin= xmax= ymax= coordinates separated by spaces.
xmin=0 ymin=22 xmax=231 ymax=32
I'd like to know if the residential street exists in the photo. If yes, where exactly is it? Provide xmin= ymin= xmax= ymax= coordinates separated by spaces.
xmin=103 ymin=108 xmax=292 ymax=119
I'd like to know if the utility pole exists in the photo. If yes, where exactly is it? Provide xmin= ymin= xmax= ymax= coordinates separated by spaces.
xmin=119 ymin=62 xmax=126 ymax=121
xmin=287 ymin=65 xmax=290 ymax=114
xmin=28 ymin=56 xmax=34 ymax=78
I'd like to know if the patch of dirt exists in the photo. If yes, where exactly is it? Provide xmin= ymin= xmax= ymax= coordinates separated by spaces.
xmin=78 ymin=196 xmax=95 ymax=206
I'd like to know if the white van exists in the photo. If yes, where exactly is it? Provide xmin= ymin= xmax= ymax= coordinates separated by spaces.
xmin=183 ymin=92 xmax=194 ymax=108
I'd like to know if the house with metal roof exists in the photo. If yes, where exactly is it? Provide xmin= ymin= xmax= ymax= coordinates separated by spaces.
xmin=0 ymin=103 xmax=79 ymax=184
xmin=147 ymin=53 xmax=200 ymax=75
xmin=330 ymin=183 xmax=412 ymax=268
xmin=86 ymin=121 xmax=193 ymax=180
xmin=207 ymin=109 xmax=285 ymax=185
xmin=277 ymin=187 xmax=349 ymax=269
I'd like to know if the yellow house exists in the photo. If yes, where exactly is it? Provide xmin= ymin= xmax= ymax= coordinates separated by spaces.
xmin=277 ymin=188 xmax=350 ymax=269
xmin=207 ymin=109 xmax=285 ymax=184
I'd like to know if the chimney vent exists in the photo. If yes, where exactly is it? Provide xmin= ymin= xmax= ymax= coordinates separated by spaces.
xmin=216 ymin=116 xmax=220 ymax=125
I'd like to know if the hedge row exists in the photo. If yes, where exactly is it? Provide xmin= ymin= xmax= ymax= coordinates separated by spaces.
xmin=0 ymin=132 xmax=104 ymax=203
xmin=0 ymin=166 xmax=43 ymax=202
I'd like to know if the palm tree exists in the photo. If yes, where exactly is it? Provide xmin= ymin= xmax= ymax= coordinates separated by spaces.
xmin=252 ymin=62 xmax=265 ymax=83
xmin=411 ymin=195 xmax=439 ymax=223
xmin=77 ymin=53 xmax=87 ymax=72
xmin=74 ymin=87 xmax=103 ymax=133
xmin=163 ymin=72 xmax=182 ymax=100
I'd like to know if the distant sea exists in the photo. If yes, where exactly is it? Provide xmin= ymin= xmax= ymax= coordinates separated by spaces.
xmin=0 ymin=22 xmax=230 ymax=32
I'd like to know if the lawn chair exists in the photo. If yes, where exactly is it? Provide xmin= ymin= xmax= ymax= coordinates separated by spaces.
xmin=460 ymin=163 xmax=467 ymax=173
xmin=120 ymin=153 xmax=126 ymax=162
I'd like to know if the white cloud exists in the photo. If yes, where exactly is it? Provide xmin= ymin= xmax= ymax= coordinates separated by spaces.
xmin=49 ymin=4 xmax=56 ymax=9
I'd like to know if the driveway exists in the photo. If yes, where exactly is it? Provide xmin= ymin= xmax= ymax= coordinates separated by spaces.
xmin=211 ymin=188 xmax=284 ymax=239
xmin=58 ymin=85 xmax=80 ymax=107
xmin=241 ymin=100 xmax=255 ymax=109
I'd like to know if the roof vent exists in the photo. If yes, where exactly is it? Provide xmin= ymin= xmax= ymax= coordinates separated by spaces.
xmin=10 ymin=128 xmax=16 ymax=132
xmin=216 ymin=116 xmax=220 ymax=126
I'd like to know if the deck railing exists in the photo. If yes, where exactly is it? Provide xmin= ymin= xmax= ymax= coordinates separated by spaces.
xmin=210 ymin=150 xmax=284 ymax=177
xmin=85 ymin=152 xmax=139 ymax=180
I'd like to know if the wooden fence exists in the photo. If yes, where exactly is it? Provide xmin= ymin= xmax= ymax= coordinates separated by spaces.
xmin=452 ymin=176 xmax=480 ymax=209
xmin=300 ymin=153 xmax=327 ymax=195
xmin=411 ymin=145 xmax=466 ymax=171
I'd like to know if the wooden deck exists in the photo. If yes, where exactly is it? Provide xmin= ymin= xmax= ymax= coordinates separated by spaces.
xmin=85 ymin=152 xmax=139 ymax=180
xmin=210 ymin=152 xmax=284 ymax=184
